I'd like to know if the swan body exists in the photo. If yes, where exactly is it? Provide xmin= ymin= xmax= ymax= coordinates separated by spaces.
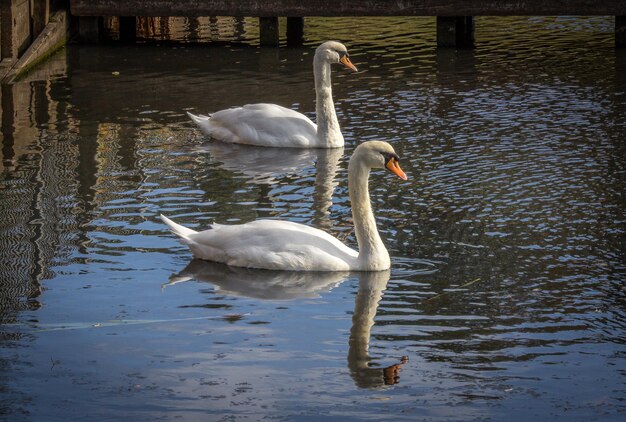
xmin=188 ymin=41 xmax=357 ymax=148
xmin=188 ymin=104 xmax=318 ymax=148
xmin=161 ymin=141 xmax=407 ymax=271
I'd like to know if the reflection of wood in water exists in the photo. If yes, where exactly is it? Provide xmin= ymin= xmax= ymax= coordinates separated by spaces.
xmin=122 ymin=17 xmax=250 ymax=42
xmin=0 ymin=76 xmax=83 ymax=313
xmin=136 ymin=17 xmax=162 ymax=39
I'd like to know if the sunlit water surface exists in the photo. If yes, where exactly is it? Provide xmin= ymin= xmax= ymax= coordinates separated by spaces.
xmin=1 ymin=16 xmax=625 ymax=421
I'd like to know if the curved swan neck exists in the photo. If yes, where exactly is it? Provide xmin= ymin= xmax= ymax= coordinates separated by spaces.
xmin=348 ymin=156 xmax=390 ymax=270
xmin=313 ymin=53 xmax=343 ymax=148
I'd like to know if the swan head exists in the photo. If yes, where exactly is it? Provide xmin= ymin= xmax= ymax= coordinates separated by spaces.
xmin=352 ymin=141 xmax=408 ymax=180
xmin=316 ymin=41 xmax=358 ymax=72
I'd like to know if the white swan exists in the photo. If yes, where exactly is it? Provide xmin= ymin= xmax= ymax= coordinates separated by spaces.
xmin=160 ymin=141 xmax=407 ymax=271
xmin=187 ymin=41 xmax=357 ymax=148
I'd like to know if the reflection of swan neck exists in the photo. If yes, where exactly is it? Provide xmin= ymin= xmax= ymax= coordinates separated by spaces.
xmin=348 ymin=271 xmax=390 ymax=388
xmin=314 ymin=53 xmax=343 ymax=148
xmin=349 ymin=280 xmax=386 ymax=357
xmin=348 ymin=158 xmax=390 ymax=271
xmin=312 ymin=148 xmax=343 ymax=229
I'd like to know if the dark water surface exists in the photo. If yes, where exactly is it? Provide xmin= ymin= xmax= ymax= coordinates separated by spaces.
xmin=1 ymin=16 xmax=625 ymax=421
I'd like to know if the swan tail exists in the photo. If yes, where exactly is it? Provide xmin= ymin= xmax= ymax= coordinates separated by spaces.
xmin=188 ymin=111 xmax=237 ymax=142
xmin=187 ymin=111 xmax=211 ymax=122
xmin=160 ymin=214 xmax=198 ymax=240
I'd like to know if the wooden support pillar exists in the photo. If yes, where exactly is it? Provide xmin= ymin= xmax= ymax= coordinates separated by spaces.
xmin=31 ymin=0 xmax=50 ymax=38
xmin=286 ymin=17 xmax=304 ymax=47
xmin=0 ymin=1 xmax=12 ymax=59
xmin=77 ymin=16 xmax=101 ymax=43
xmin=119 ymin=16 xmax=137 ymax=42
xmin=1 ymin=0 xmax=32 ymax=60
xmin=437 ymin=16 xmax=474 ymax=49
xmin=259 ymin=17 xmax=279 ymax=47
xmin=617 ymin=16 xmax=626 ymax=48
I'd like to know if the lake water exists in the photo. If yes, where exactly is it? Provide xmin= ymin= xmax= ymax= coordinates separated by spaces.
xmin=1 ymin=16 xmax=625 ymax=421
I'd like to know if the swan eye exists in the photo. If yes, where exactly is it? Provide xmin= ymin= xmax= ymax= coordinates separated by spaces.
xmin=383 ymin=153 xmax=408 ymax=180
xmin=383 ymin=153 xmax=399 ymax=165
xmin=338 ymin=51 xmax=358 ymax=71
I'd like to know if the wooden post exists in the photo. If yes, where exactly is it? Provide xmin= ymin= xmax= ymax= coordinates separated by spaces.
xmin=0 ymin=1 xmax=11 ymax=59
xmin=617 ymin=16 xmax=626 ymax=48
xmin=456 ymin=16 xmax=474 ymax=48
xmin=286 ymin=17 xmax=304 ymax=47
xmin=259 ymin=17 xmax=279 ymax=47
xmin=119 ymin=16 xmax=137 ymax=42
xmin=437 ymin=16 xmax=474 ymax=49
xmin=78 ymin=16 xmax=101 ymax=43
xmin=31 ymin=0 xmax=50 ymax=38
xmin=1 ymin=0 xmax=32 ymax=60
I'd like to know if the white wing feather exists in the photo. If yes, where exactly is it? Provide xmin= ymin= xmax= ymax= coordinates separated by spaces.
xmin=161 ymin=215 xmax=358 ymax=271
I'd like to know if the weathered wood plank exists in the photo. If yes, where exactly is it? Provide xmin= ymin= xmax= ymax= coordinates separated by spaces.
xmin=3 ymin=9 xmax=69 ymax=82
xmin=32 ymin=0 xmax=51 ymax=37
xmin=69 ymin=0 xmax=626 ymax=17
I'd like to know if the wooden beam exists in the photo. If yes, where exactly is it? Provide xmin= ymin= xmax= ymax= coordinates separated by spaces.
xmin=77 ymin=16 xmax=101 ymax=43
xmin=69 ymin=0 xmax=626 ymax=17
xmin=1 ymin=0 xmax=32 ymax=60
xmin=119 ymin=16 xmax=137 ymax=42
xmin=2 ymin=9 xmax=69 ymax=83
xmin=31 ymin=0 xmax=50 ymax=37
xmin=437 ymin=17 xmax=474 ymax=48
xmin=286 ymin=17 xmax=304 ymax=46
xmin=259 ymin=17 xmax=279 ymax=46
xmin=456 ymin=16 xmax=474 ymax=48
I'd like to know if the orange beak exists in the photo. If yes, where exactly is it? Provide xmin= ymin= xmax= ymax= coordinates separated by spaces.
xmin=340 ymin=55 xmax=358 ymax=72
xmin=386 ymin=158 xmax=408 ymax=180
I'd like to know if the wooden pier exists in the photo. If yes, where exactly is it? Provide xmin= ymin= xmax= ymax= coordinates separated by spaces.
xmin=69 ymin=0 xmax=626 ymax=47
xmin=1 ymin=1 xmax=626 ymax=81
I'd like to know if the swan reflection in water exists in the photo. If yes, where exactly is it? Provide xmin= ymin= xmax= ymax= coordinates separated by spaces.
xmin=194 ymin=142 xmax=343 ymax=185
xmin=348 ymin=269 xmax=409 ymax=388
xmin=165 ymin=260 xmax=407 ymax=387
xmin=165 ymin=258 xmax=347 ymax=300
xmin=194 ymin=143 xmax=343 ymax=230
